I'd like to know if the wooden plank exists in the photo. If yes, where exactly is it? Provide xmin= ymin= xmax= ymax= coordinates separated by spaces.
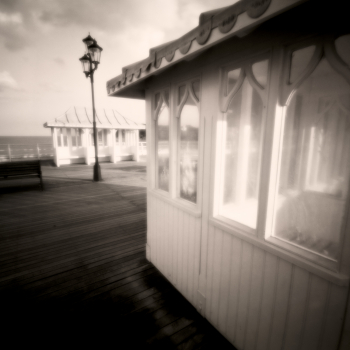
xmin=182 ymin=212 xmax=190 ymax=299
xmin=234 ymin=241 xmax=253 ymax=349
xmin=205 ymin=223 xmax=216 ymax=319
xmin=244 ymin=247 xmax=265 ymax=350
xmin=178 ymin=209 xmax=185 ymax=293
xmin=210 ymin=227 xmax=224 ymax=327
xmin=268 ymin=259 xmax=293 ymax=350
xmin=217 ymin=231 xmax=232 ymax=336
xmin=173 ymin=207 xmax=179 ymax=288
xmin=281 ymin=266 xmax=309 ymax=350
xmin=226 ymin=236 xmax=242 ymax=345
xmin=187 ymin=216 xmax=196 ymax=303
xmin=169 ymin=202 xmax=175 ymax=283
xmin=300 ymin=275 xmax=329 ymax=350
xmin=307 ymin=282 xmax=336 ymax=349
xmin=255 ymin=252 xmax=279 ymax=350
xmin=193 ymin=217 xmax=201 ymax=306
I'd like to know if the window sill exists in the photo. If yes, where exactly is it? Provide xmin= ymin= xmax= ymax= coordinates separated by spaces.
xmin=210 ymin=217 xmax=349 ymax=287
xmin=149 ymin=190 xmax=202 ymax=218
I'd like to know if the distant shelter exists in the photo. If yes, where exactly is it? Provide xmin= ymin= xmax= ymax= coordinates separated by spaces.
xmin=44 ymin=106 xmax=145 ymax=167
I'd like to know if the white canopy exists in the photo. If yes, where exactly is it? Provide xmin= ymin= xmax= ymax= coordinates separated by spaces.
xmin=44 ymin=106 xmax=145 ymax=130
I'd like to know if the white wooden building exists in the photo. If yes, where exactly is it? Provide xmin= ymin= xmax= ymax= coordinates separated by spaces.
xmin=44 ymin=106 xmax=145 ymax=167
xmin=107 ymin=0 xmax=350 ymax=349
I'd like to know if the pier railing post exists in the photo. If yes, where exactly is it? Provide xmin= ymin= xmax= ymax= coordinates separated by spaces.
xmin=37 ymin=144 xmax=41 ymax=160
xmin=8 ymin=144 xmax=12 ymax=162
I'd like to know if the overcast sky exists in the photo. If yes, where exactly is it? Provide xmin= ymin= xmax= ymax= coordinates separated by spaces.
xmin=0 ymin=0 xmax=236 ymax=136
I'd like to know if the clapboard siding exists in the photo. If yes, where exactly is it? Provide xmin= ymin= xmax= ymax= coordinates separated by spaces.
xmin=148 ymin=195 xmax=201 ymax=307
xmin=203 ymin=225 xmax=349 ymax=350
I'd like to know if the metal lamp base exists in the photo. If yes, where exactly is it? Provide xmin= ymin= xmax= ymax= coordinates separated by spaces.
xmin=93 ymin=163 xmax=102 ymax=181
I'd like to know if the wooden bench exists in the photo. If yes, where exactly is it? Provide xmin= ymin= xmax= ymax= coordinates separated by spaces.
xmin=0 ymin=160 xmax=43 ymax=190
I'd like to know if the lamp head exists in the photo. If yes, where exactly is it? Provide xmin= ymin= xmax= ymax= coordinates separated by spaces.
xmin=87 ymin=40 xmax=103 ymax=64
xmin=82 ymin=34 xmax=94 ymax=51
xmin=79 ymin=54 xmax=91 ymax=76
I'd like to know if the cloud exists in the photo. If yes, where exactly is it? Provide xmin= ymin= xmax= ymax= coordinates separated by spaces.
xmin=0 ymin=11 xmax=22 ymax=23
xmin=0 ymin=0 xmax=236 ymax=52
xmin=0 ymin=71 xmax=18 ymax=91
xmin=0 ymin=4 xmax=32 ymax=51
xmin=53 ymin=57 xmax=65 ymax=66
xmin=39 ymin=81 xmax=66 ymax=93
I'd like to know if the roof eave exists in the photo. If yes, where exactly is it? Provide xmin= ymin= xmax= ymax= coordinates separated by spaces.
xmin=107 ymin=0 xmax=309 ymax=100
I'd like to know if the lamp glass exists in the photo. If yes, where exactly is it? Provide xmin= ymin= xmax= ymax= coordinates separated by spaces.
xmin=88 ymin=45 xmax=102 ymax=63
xmin=79 ymin=56 xmax=91 ymax=73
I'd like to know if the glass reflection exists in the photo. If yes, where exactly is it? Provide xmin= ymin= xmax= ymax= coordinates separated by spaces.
xmin=156 ymin=102 xmax=170 ymax=192
xmin=227 ymin=68 xmax=241 ymax=95
xmin=272 ymin=57 xmax=350 ymax=260
xmin=289 ymin=46 xmax=315 ymax=84
xmin=252 ymin=60 xmax=268 ymax=88
xmin=220 ymin=79 xmax=264 ymax=228
xmin=179 ymin=94 xmax=199 ymax=203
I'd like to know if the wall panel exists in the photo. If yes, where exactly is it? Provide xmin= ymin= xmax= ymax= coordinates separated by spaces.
xmin=203 ymin=223 xmax=349 ymax=350
xmin=148 ymin=193 xmax=348 ymax=350
xmin=148 ymin=195 xmax=201 ymax=306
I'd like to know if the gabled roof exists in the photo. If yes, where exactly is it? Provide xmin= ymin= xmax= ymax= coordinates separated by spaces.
xmin=106 ymin=0 xmax=308 ymax=99
xmin=44 ymin=106 xmax=145 ymax=130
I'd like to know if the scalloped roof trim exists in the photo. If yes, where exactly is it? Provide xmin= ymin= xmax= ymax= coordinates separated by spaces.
xmin=106 ymin=0 xmax=272 ymax=93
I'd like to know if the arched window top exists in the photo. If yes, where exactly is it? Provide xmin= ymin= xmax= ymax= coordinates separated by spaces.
xmin=154 ymin=89 xmax=170 ymax=121
xmin=220 ymin=56 xmax=269 ymax=113
xmin=176 ymin=78 xmax=200 ymax=119
xmin=335 ymin=34 xmax=350 ymax=66
xmin=280 ymin=35 xmax=350 ymax=106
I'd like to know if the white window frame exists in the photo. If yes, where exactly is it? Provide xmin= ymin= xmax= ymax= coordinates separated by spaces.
xmin=57 ymin=128 xmax=68 ymax=147
xmin=213 ymin=52 xmax=270 ymax=236
xmin=211 ymin=34 xmax=350 ymax=274
xmin=71 ymin=128 xmax=82 ymax=148
xmin=265 ymin=35 xmax=350 ymax=271
xmin=174 ymin=76 xmax=203 ymax=210
xmin=149 ymin=76 xmax=203 ymax=216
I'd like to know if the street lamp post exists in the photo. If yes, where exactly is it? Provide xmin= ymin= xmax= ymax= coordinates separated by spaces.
xmin=79 ymin=34 xmax=103 ymax=181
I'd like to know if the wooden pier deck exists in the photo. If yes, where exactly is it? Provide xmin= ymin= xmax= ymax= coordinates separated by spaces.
xmin=0 ymin=162 xmax=235 ymax=349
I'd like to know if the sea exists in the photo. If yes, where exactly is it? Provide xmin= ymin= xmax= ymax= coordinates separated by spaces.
xmin=0 ymin=136 xmax=52 ymax=145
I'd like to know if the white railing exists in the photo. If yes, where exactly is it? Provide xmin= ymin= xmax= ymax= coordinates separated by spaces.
xmin=0 ymin=144 xmax=54 ymax=162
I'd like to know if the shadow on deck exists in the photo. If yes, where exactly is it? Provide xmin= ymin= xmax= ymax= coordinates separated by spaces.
xmin=0 ymin=162 xmax=235 ymax=349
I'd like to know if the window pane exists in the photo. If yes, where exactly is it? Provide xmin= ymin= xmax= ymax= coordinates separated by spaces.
xmin=57 ymin=129 xmax=61 ymax=147
xmin=178 ymin=85 xmax=186 ymax=105
xmin=155 ymin=93 xmax=161 ymax=109
xmin=252 ymin=60 xmax=268 ymax=88
xmin=71 ymin=128 xmax=76 ymax=147
xmin=227 ymin=68 xmax=241 ymax=95
xmin=104 ymin=130 xmax=108 ymax=146
xmin=271 ymin=57 xmax=350 ymax=260
xmin=78 ymin=129 xmax=82 ymax=146
xmin=335 ymin=34 xmax=350 ymax=66
xmin=63 ymin=128 xmax=68 ymax=147
xmin=164 ymin=90 xmax=169 ymax=106
xmin=192 ymin=80 xmax=200 ymax=101
xmin=219 ymin=79 xmax=264 ymax=229
xmin=98 ymin=130 xmax=103 ymax=146
xmin=290 ymin=46 xmax=315 ymax=84
xmin=156 ymin=102 xmax=170 ymax=192
xmin=179 ymin=94 xmax=199 ymax=203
